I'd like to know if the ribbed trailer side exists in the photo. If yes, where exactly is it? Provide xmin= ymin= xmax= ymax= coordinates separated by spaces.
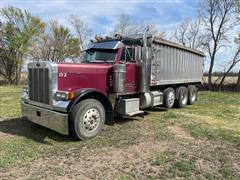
xmin=150 ymin=38 xmax=204 ymax=86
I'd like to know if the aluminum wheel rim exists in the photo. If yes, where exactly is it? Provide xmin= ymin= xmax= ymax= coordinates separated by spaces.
xmin=168 ymin=91 xmax=175 ymax=106
xmin=83 ymin=108 xmax=101 ymax=132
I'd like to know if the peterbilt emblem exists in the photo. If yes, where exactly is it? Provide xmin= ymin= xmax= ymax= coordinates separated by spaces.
xmin=58 ymin=72 xmax=67 ymax=77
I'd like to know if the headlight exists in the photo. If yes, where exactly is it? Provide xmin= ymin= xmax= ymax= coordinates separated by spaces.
xmin=54 ymin=91 xmax=75 ymax=101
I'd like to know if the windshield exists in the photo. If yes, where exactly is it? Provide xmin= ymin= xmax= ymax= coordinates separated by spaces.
xmin=83 ymin=49 xmax=117 ymax=63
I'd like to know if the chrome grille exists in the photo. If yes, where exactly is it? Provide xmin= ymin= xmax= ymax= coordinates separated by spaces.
xmin=29 ymin=67 xmax=50 ymax=104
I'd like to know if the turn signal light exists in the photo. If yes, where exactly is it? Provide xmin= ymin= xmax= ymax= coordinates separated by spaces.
xmin=67 ymin=91 xmax=75 ymax=100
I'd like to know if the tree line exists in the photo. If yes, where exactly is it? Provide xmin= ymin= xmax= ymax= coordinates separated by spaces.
xmin=173 ymin=0 xmax=240 ymax=91
xmin=0 ymin=0 xmax=240 ymax=91
xmin=0 ymin=7 xmax=92 ymax=85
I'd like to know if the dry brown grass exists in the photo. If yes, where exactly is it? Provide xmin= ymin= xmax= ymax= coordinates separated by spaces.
xmin=203 ymin=76 xmax=238 ymax=85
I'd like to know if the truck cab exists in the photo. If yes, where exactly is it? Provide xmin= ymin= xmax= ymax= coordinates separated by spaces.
xmin=22 ymin=36 xmax=146 ymax=139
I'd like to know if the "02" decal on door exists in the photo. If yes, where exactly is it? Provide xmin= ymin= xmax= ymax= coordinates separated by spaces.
xmin=58 ymin=72 xmax=67 ymax=77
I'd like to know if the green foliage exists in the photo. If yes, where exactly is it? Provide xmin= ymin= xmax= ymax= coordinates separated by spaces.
xmin=1 ymin=7 xmax=44 ymax=52
xmin=0 ymin=6 xmax=44 ymax=84
xmin=29 ymin=19 xmax=80 ymax=62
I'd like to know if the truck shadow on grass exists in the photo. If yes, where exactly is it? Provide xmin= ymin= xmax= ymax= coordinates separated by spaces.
xmin=0 ymin=117 xmax=142 ymax=143
xmin=0 ymin=118 xmax=75 ymax=143
xmin=0 ymin=107 xmax=168 ymax=144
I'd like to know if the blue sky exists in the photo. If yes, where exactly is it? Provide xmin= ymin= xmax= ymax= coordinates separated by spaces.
xmin=1 ymin=0 xmax=238 ymax=72
xmin=1 ymin=0 xmax=200 ymax=35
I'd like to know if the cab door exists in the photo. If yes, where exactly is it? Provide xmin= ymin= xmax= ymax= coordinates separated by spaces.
xmin=121 ymin=47 xmax=138 ymax=92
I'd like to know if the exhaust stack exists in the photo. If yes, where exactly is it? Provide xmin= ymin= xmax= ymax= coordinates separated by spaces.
xmin=139 ymin=26 xmax=152 ymax=93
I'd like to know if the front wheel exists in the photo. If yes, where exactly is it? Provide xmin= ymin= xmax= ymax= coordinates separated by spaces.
xmin=70 ymin=99 xmax=105 ymax=140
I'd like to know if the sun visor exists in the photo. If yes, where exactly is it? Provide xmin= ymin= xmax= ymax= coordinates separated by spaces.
xmin=85 ymin=41 xmax=124 ymax=50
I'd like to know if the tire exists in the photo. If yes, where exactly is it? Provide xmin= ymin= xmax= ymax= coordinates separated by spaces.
xmin=70 ymin=99 xmax=105 ymax=140
xmin=175 ymin=86 xmax=188 ymax=108
xmin=163 ymin=87 xmax=175 ymax=108
xmin=188 ymin=85 xmax=198 ymax=105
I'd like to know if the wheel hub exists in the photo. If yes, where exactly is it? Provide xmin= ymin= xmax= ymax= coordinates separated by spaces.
xmin=168 ymin=91 xmax=175 ymax=105
xmin=83 ymin=108 xmax=100 ymax=132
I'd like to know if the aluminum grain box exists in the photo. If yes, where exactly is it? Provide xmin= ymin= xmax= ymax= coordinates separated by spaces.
xmin=150 ymin=38 xmax=204 ymax=86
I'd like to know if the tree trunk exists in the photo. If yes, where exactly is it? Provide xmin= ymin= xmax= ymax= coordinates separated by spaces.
xmin=14 ymin=53 xmax=23 ymax=85
xmin=14 ymin=65 xmax=22 ymax=85
xmin=218 ymin=77 xmax=226 ymax=91
xmin=218 ymin=68 xmax=232 ymax=91
xmin=208 ymin=58 xmax=214 ymax=91
xmin=236 ymin=70 xmax=240 ymax=92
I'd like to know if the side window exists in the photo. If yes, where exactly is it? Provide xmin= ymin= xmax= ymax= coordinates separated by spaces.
xmin=121 ymin=48 xmax=135 ymax=62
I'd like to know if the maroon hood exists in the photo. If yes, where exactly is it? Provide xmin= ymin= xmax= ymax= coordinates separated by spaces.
xmin=57 ymin=63 xmax=113 ymax=95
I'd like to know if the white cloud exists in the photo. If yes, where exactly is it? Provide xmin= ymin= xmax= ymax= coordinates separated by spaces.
xmin=2 ymin=0 xmax=193 ymax=35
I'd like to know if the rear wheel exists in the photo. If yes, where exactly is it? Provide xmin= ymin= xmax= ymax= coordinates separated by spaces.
xmin=70 ymin=99 xmax=105 ymax=140
xmin=163 ymin=87 xmax=175 ymax=108
xmin=175 ymin=86 xmax=188 ymax=108
xmin=188 ymin=85 xmax=198 ymax=105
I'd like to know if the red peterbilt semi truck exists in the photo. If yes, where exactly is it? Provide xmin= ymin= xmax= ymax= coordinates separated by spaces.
xmin=21 ymin=30 xmax=204 ymax=140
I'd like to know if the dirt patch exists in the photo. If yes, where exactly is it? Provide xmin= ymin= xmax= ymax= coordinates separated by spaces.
xmin=167 ymin=126 xmax=194 ymax=140
xmin=0 ymin=139 xmax=170 ymax=179
xmin=1 ymin=134 xmax=240 ymax=179
xmin=0 ymin=131 xmax=14 ymax=139
xmin=195 ymin=158 xmax=221 ymax=175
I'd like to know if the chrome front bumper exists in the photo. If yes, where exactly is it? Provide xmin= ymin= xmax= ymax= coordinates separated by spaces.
xmin=21 ymin=101 xmax=69 ymax=135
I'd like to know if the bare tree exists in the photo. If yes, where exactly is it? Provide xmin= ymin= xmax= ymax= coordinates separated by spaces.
xmin=217 ymin=1 xmax=240 ymax=91
xmin=218 ymin=47 xmax=240 ymax=90
xmin=69 ymin=15 xmax=92 ymax=51
xmin=30 ymin=19 xmax=80 ymax=62
xmin=113 ymin=14 xmax=167 ymax=39
xmin=114 ymin=14 xmax=136 ymax=36
xmin=0 ymin=21 xmax=3 ymax=47
xmin=113 ymin=14 xmax=164 ymax=38
xmin=173 ymin=18 xmax=203 ymax=49
xmin=137 ymin=21 xmax=166 ymax=38
xmin=157 ymin=31 xmax=167 ymax=39
xmin=236 ymin=69 xmax=240 ymax=91
xmin=236 ymin=1 xmax=240 ymax=91
xmin=201 ymin=0 xmax=236 ymax=90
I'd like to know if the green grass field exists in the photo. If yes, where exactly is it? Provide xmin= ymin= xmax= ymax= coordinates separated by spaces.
xmin=0 ymin=86 xmax=240 ymax=179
